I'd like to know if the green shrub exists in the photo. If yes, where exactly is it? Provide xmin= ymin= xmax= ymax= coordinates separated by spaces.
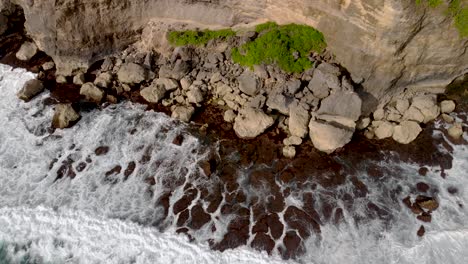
xmin=232 ymin=23 xmax=326 ymax=73
xmin=417 ymin=0 xmax=467 ymax=38
xmin=167 ymin=28 xmax=235 ymax=46
xmin=416 ymin=0 xmax=444 ymax=8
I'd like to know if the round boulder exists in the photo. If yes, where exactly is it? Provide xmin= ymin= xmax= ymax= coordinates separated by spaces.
xmin=392 ymin=121 xmax=422 ymax=144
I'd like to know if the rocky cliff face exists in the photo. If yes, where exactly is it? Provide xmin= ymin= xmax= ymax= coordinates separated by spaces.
xmin=2 ymin=0 xmax=467 ymax=106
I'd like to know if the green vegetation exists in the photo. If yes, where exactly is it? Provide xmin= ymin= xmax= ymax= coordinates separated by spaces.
xmin=167 ymin=28 xmax=235 ymax=46
xmin=231 ymin=22 xmax=327 ymax=73
xmin=417 ymin=0 xmax=468 ymax=38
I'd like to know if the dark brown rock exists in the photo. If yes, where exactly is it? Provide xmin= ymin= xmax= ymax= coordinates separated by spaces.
xmin=251 ymin=233 xmax=275 ymax=254
xmin=417 ymin=212 xmax=432 ymax=223
xmin=416 ymin=182 xmax=430 ymax=193
xmin=417 ymin=225 xmax=425 ymax=237
xmin=188 ymin=205 xmax=211 ymax=229
xmin=95 ymin=146 xmax=109 ymax=156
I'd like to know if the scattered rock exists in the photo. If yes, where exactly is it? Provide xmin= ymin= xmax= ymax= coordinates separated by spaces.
xmin=307 ymin=70 xmax=329 ymax=99
xmin=223 ymin=110 xmax=236 ymax=123
xmin=171 ymin=105 xmax=195 ymax=122
xmin=94 ymin=72 xmax=113 ymax=89
xmin=56 ymin=75 xmax=68 ymax=84
xmin=283 ymin=146 xmax=296 ymax=159
xmin=187 ymin=87 xmax=204 ymax=104
xmin=395 ymin=99 xmax=410 ymax=114
xmin=233 ymin=108 xmax=274 ymax=139
xmin=154 ymin=78 xmax=179 ymax=91
xmin=285 ymin=79 xmax=302 ymax=95
xmin=172 ymin=134 xmax=184 ymax=146
xmin=440 ymin=100 xmax=456 ymax=114
xmin=308 ymin=120 xmax=354 ymax=154
xmin=95 ymin=146 xmax=110 ymax=156
xmin=411 ymin=95 xmax=440 ymax=123
xmin=448 ymin=123 xmax=463 ymax=139
xmin=403 ymin=106 xmax=425 ymax=123
xmin=374 ymin=121 xmax=394 ymax=139
xmin=288 ymin=103 xmax=310 ymax=138
xmin=42 ymin=61 xmax=55 ymax=71
xmin=441 ymin=113 xmax=455 ymax=123
xmin=73 ymin=73 xmax=86 ymax=85
xmin=417 ymin=225 xmax=425 ymax=237
xmin=392 ymin=121 xmax=422 ymax=144
xmin=17 ymin=79 xmax=44 ymax=102
xmin=318 ymin=91 xmax=362 ymax=121
xmin=417 ymin=213 xmax=432 ymax=223
xmin=416 ymin=182 xmax=430 ymax=193
xmin=52 ymin=104 xmax=80 ymax=129
xmin=117 ymin=63 xmax=147 ymax=84
xmin=80 ymin=83 xmax=104 ymax=103
xmin=237 ymin=70 xmax=260 ymax=96
xmin=266 ymin=93 xmax=292 ymax=115
xmin=357 ymin=117 xmax=371 ymax=130
xmin=140 ymin=83 xmax=166 ymax=103
xmin=16 ymin=41 xmax=38 ymax=61
xmin=415 ymin=196 xmax=439 ymax=211
xmin=284 ymin=136 xmax=302 ymax=146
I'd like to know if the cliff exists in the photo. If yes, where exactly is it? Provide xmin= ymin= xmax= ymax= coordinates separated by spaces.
xmin=2 ymin=0 xmax=468 ymax=107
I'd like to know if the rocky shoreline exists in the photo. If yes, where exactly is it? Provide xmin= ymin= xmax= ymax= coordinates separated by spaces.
xmin=1 ymin=6 xmax=468 ymax=260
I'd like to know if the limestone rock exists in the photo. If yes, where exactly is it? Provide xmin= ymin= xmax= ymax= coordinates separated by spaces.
xmin=56 ymin=75 xmax=67 ymax=84
xmin=373 ymin=108 xmax=385 ymax=121
xmin=266 ymin=93 xmax=292 ymax=115
xmin=288 ymin=103 xmax=310 ymax=138
xmin=52 ymin=104 xmax=80 ymax=129
xmin=284 ymin=136 xmax=302 ymax=146
xmin=80 ymin=83 xmax=104 ymax=103
xmin=16 ymin=42 xmax=37 ymax=61
xmin=356 ymin=117 xmax=371 ymax=130
xmin=154 ymin=78 xmax=179 ymax=91
xmin=374 ymin=121 xmax=394 ymax=139
xmin=171 ymin=105 xmax=195 ymax=122
xmin=441 ymin=113 xmax=455 ymax=123
xmin=285 ymin=79 xmax=302 ymax=95
xmin=233 ymin=108 xmax=274 ymax=139
xmin=308 ymin=120 xmax=354 ymax=154
xmin=420 ymin=106 xmax=440 ymax=123
xmin=223 ymin=109 xmax=236 ymax=123
xmin=392 ymin=121 xmax=422 ymax=144
xmin=117 ymin=63 xmax=147 ymax=84
xmin=17 ymin=79 xmax=44 ymax=102
xmin=159 ymin=60 xmax=190 ymax=80
xmin=94 ymin=72 xmax=113 ymax=89
xmin=187 ymin=87 xmax=204 ymax=104
xmin=448 ymin=123 xmax=463 ymax=139
xmin=42 ymin=61 xmax=55 ymax=71
xmin=318 ymin=91 xmax=362 ymax=121
xmin=307 ymin=70 xmax=329 ymax=99
xmin=440 ymin=100 xmax=456 ymax=114
xmin=140 ymin=84 xmax=166 ymax=103
xmin=396 ymin=99 xmax=410 ymax=114
xmin=237 ymin=70 xmax=260 ymax=96
xmin=410 ymin=95 xmax=440 ymax=123
xmin=73 ymin=73 xmax=86 ymax=85
xmin=403 ymin=106 xmax=425 ymax=123
xmin=283 ymin=146 xmax=296 ymax=159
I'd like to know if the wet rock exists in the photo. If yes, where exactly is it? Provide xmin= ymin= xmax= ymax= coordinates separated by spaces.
xmin=417 ymin=212 xmax=432 ymax=223
xmin=17 ymin=79 xmax=44 ymax=102
xmin=283 ymin=146 xmax=296 ymax=159
xmin=318 ymin=91 xmax=362 ymax=121
xmin=251 ymin=233 xmax=275 ymax=254
xmin=171 ymin=105 xmax=195 ymax=122
xmin=223 ymin=109 xmax=236 ymax=123
xmin=155 ymin=78 xmax=179 ymax=92
xmin=140 ymin=83 xmax=166 ymax=103
xmin=374 ymin=121 xmax=394 ymax=139
xmin=392 ymin=121 xmax=422 ymax=144
xmin=42 ymin=61 xmax=55 ymax=71
xmin=117 ymin=63 xmax=147 ymax=84
xmin=288 ymin=103 xmax=310 ymax=138
xmin=418 ymin=167 xmax=429 ymax=176
xmin=188 ymin=205 xmax=211 ymax=229
xmin=95 ymin=146 xmax=110 ymax=156
xmin=416 ymin=182 xmax=430 ymax=193
xmin=440 ymin=100 xmax=456 ymax=114
xmin=282 ymin=231 xmax=304 ymax=259
xmin=417 ymin=225 xmax=425 ymax=237
xmin=52 ymin=104 xmax=80 ymax=129
xmin=80 ymin=83 xmax=104 ymax=103
xmin=448 ymin=123 xmax=463 ymax=139
xmin=309 ymin=120 xmax=354 ymax=154
xmin=94 ymin=72 xmax=113 ymax=89
xmin=172 ymin=134 xmax=184 ymax=146
xmin=415 ymin=195 xmax=439 ymax=211
xmin=233 ymin=108 xmax=274 ymax=139
xmin=237 ymin=70 xmax=260 ymax=96
xmin=73 ymin=73 xmax=86 ymax=85
xmin=16 ymin=41 xmax=38 ymax=61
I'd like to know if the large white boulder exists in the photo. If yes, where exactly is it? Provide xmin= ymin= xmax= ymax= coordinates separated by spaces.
xmin=308 ymin=120 xmax=354 ymax=154
xmin=233 ymin=108 xmax=274 ymax=139
xmin=117 ymin=63 xmax=147 ymax=84
xmin=392 ymin=121 xmax=422 ymax=144
xmin=440 ymin=100 xmax=456 ymax=114
xmin=288 ymin=103 xmax=310 ymax=138
xmin=317 ymin=91 xmax=362 ymax=121
xmin=237 ymin=70 xmax=260 ymax=96
xmin=16 ymin=41 xmax=38 ymax=61
xmin=373 ymin=121 xmax=394 ymax=139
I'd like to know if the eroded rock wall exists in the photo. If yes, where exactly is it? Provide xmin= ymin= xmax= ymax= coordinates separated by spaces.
xmin=4 ymin=0 xmax=468 ymax=106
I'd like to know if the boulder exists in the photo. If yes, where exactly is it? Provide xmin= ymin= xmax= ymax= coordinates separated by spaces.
xmin=283 ymin=146 xmax=296 ymax=159
xmin=373 ymin=108 xmax=385 ymax=121
xmin=395 ymin=99 xmax=410 ymax=114
xmin=223 ymin=109 xmax=236 ymax=123
xmin=317 ymin=114 xmax=356 ymax=129
xmin=42 ymin=61 xmax=55 ymax=71
xmin=307 ymin=70 xmax=329 ymax=99
xmin=440 ymin=100 xmax=456 ymax=114
xmin=171 ymin=105 xmax=195 ymax=122
xmin=0 ymin=14 xmax=7 ymax=35
xmin=374 ymin=121 xmax=394 ymax=139
xmin=159 ymin=59 xmax=190 ymax=80
xmin=420 ymin=106 xmax=440 ymax=123
xmin=441 ymin=114 xmax=455 ymax=123
xmin=16 ymin=41 xmax=38 ymax=61
xmin=140 ymin=84 xmax=166 ymax=103
xmin=356 ymin=117 xmax=371 ymax=130
xmin=266 ymin=93 xmax=293 ymax=115
xmin=94 ymin=72 xmax=113 ymax=89
xmin=17 ymin=79 xmax=44 ymax=102
xmin=285 ymin=79 xmax=302 ymax=95
xmin=411 ymin=95 xmax=440 ymax=123
xmin=403 ymin=106 xmax=425 ymax=123
xmin=248 ymin=94 xmax=266 ymax=109
xmin=101 ymin=57 xmax=114 ymax=72
xmin=316 ymin=62 xmax=341 ymax=76
xmin=80 ymin=83 xmax=104 ymax=103
xmin=52 ymin=104 xmax=80 ymax=129
xmin=187 ymin=87 xmax=204 ymax=104
xmin=392 ymin=121 xmax=422 ymax=144
xmin=318 ymin=91 xmax=362 ymax=121
xmin=308 ymin=120 xmax=354 ymax=154
xmin=56 ymin=75 xmax=68 ymax=84
xmin=288 ymin=103 xmax=310 ymax=138
xmin=117 ymin=63 xmax=147 ymax=84
xmin=448 ymin=123 xmax=463 ymax=139
xmin=154 ymin=78 xmax=179 ymax=92
xmin=73 ymin=73 xmax=86 ymax=85
xmin=237 ymin=70 xmax=260 ymax=96
xmin=284 ymin=136 xmax=302 ymax=146
xmin=233 ymin=108 xmax=274 ymax=139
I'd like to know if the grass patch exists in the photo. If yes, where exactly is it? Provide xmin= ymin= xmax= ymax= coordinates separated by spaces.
xmin=416 ymin=0 xmax=444 ymax=8
xmin=231 ymin=22 xmax=327 ymax=73
xmin=167 ymin=28 xmax=235 ymax=46
xmin=417 ymin=0 xmax=468 ymax=37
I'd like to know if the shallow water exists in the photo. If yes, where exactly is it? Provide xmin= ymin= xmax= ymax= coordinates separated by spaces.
xmin=0 ymin=64 xmax=466 ymax=263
